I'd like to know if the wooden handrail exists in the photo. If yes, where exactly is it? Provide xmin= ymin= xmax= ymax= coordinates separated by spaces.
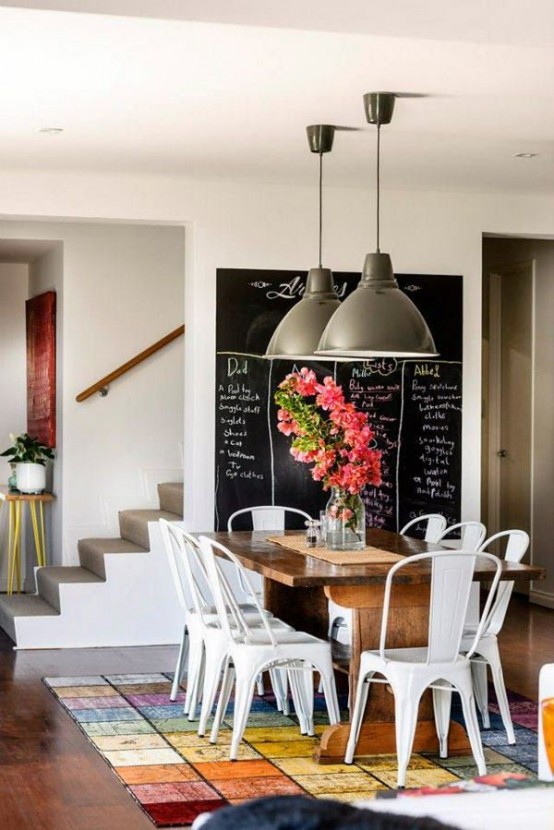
xmin=76 ymin=324 xmax=185 ymax=402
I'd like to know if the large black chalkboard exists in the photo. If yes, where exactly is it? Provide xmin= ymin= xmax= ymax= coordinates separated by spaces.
xmin=215 ymin=269 xmax=463 ymax=532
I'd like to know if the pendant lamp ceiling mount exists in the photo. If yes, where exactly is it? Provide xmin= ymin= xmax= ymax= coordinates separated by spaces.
xmin=306 ymin=123 xmax=336 ymax=155
xmin=315 ymin=90 xmax=438 ymax=359
xmin=363 ymin=91 xmax=396 ymax=126
xmin=264 ymin=123 xmax=341 ymax=361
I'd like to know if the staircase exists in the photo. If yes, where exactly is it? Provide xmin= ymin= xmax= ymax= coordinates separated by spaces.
xmin=0 ymin=483 xmax=184 ymax=649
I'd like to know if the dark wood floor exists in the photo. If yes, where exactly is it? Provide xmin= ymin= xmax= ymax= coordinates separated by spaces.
xmin=0 ymin=596 xmax=551 ymax=830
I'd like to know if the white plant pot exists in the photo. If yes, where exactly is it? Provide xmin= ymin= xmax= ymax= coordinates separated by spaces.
xmin=15 ymin=462 xmax=46 ymax=494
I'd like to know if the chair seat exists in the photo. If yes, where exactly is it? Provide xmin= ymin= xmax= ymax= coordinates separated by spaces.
xmin=203 ymin=616 xmax=292 ymax=633
xmin=234 ymin=629 xmax=326 ymax=647
xmin=364 ymin=646 xmax=469 ymax=669
xmin=188 ymin=603 xmax=269 ymax=617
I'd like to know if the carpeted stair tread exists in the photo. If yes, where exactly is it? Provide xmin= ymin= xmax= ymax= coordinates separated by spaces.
xmin=157 ymin=482 xmax=183 ymax=516
xmin=36 ymin=567 xmax=104 ymax=613
xmin=0 ymin=594 xmax=59 ymax=642
xmin=78 ymin=537 xmax=148 ymax=579
xmin=119 ymin=509 xmax=182 ymax=550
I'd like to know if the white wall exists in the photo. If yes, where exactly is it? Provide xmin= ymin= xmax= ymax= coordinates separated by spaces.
xmin=0 ymin=263 xmax=29 ymax=587
xmin=0 ymin=263 xmax=29 ymax=479
xmin=0 ymin=219 xmax=185 ymax=565
xmin=0 ymin=170 xmax=552 ymax=587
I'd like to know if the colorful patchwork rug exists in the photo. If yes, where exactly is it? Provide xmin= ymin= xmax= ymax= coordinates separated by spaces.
xmin=44 ymin=674 xmax=538 ymax=828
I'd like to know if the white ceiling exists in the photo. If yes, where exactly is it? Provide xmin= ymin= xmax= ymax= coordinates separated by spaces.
xmin=0 ymin=1 xmax=553 ymax=193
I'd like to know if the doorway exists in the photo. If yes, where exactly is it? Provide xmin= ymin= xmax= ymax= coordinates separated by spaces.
xmin=482 ymin=260 xmax=534 ymax=560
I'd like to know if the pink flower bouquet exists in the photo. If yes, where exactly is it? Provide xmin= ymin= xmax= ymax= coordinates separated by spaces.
xmin=274 ymin=368 xmax=382 ymax=540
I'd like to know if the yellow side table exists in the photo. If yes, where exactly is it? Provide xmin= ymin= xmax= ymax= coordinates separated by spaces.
xmin=0 ymin=487 xmax=55 ymax=594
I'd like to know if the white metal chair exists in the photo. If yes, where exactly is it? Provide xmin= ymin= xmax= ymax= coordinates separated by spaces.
xmin=327 ymin=513 xmax=449 ymax=677
xmin=228 ymin=504 xmax=313 ymax=701
xmin=400 ymin=514 xmax=448 ymax=543
xmin=159 ymin=520 xmax=289 ymax=719
xmin=344 ymin=549 xmax=502 ymax=787
xmin=227 ymin=505 xmax=313 ymax=533
xmin=227 ymin=505 xmax=312 ymax=599
xmin=199 ymin=535 xmax=341 ymax=760
xmin=461 ymin=529 xmax=530 ymax=743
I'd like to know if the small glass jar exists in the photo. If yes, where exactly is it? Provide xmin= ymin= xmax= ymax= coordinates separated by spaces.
xmin=305 ymin=519 xmax=319 ymax=548
xmin=325 ymin=488 xmax=366 ymax=551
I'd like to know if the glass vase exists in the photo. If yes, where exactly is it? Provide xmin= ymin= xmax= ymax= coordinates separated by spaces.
xmin=325 ymin=488 xmax=366 ymax=551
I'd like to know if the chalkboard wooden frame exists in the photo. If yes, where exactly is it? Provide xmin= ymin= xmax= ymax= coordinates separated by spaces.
xmin=215 ymin=269 xmax=463 ymax=534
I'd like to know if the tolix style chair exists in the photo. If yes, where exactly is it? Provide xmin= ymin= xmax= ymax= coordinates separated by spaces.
xmin=345 ymin=549 xmax=502 ymax=787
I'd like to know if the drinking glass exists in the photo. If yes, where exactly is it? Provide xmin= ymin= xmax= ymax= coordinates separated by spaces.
xmin=318 ymin=511 xmax=327 ymax=546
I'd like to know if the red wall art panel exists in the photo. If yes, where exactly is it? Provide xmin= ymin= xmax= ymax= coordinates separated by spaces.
xmin=26 ymin=291 xmax=56 ymax=448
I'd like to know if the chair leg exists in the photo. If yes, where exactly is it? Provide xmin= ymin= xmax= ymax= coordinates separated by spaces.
xmin=471 ymin=659 xmax=490 ymax=728
xmin=345 ymin=671 xmax=372 ymax=764
xmin=269 ymin=668 xmax=289 ymax=715
xmin=256 ymin=673 xmax=265 ymax=698
xmin=320 ymin=667 xmax=340 ymax=726
xmin=394 ymin=690 xmax=422 ymax=788
xmin=288 ymin=667 xmax=310 ymax=735
xmin=458 ymin=678 xmax=487 ymax=776
xmin=230 ymin=667 xmax=257 ymax=760
xmin=210 ymin=660 xmax=235 ymax=743
xmin=170 ymin=628 xmax=189 ymax=701
xmin=489 ymin=660 xmax=516 ymax=744
xmin=184 ymin=635 xmax=205 ymax=719
xmin=293 ymin=664 xmax=315 ymax=735
xmin=198 ymin=646 xmax=227 ymax=736
xmin=432 ymin=684 xmax=453 ymax=758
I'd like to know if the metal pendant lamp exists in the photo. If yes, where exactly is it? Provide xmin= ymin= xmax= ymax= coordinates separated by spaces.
xmin=265 ymin=124 xmax=341 ymax=361
xmin=316 ymin=93 xmax=437 ymax=359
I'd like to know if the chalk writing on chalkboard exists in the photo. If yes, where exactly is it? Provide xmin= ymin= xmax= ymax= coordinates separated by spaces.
xmin=215 ymin=269 xmax=463 ymax=533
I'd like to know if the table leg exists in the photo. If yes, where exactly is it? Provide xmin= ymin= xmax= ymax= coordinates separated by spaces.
xmin=39 ymin=502 xmax=47 ymax=566
xmin=263 ymin=579 xmax=329 ymax=641
xmin=8 ymin=501 xmax=23 ymax=595
xmin=30 ymin=502 xmax=46 ymax=567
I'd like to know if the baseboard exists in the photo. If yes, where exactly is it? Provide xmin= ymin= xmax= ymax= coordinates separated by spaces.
xmin=530 ymin=588 xmax=554 ymax=609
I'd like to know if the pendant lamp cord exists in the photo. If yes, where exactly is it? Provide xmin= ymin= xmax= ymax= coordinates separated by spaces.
xmin=376 ymin=122 xmax=381 ymax=253
xmin=318 ymin=151 xmax=323 ymax=268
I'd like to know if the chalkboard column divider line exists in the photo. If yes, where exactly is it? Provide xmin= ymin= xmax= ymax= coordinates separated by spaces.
xmin=395 ymin=361 xmax=408 ymax=532
xmin=267 ymin=357 xmax=276 ymax=505
xmin=214 ymin=465 xmax=220 ymax=530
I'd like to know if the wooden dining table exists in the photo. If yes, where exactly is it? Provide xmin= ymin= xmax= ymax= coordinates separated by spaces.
xmin=197 ymin=528 xmax=545 ymax=764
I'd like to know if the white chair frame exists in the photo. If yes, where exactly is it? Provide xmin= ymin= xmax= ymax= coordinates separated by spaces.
xmin=345 ymin=549 xmax=502 ymax=787
xmin=400 ymin=513 xmax=448 ymax=543
xmin=160 ymin=520 xmax=289 ymax=720
xmin=199 ymin=535 xmax=340 ymax=760
xmin=463 ymin=529 xmax=530 ymax=743
xmin=227 ymin=504 xmax=313 ymax=701
xmin=227 ymin=505 xmax=313 ymax=533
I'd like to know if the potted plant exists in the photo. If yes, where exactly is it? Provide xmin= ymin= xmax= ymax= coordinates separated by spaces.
xmin=1 ymin=433 xmax=54 ymax=494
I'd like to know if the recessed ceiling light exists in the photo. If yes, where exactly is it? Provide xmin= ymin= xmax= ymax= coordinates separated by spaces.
xmin=513 ymin=152 xmax=538 ymax=159
xmin=38 ymin=127 xmax=64 ymax=134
